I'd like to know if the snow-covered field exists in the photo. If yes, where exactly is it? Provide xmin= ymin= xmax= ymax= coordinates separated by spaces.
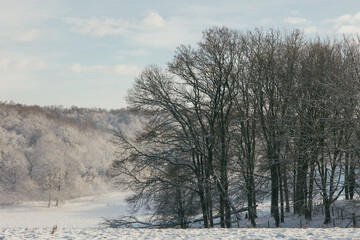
xmin=1 ymin=191 xmax=360 ymax=239
xmin=1 ymin=228 xmax=360 ymax=239
xmin=0 ymin=191 xmax=131 ymax=228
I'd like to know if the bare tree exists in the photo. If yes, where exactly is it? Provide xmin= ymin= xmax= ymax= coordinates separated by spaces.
xmin=110 ymin=28 xmax=360 ymax=228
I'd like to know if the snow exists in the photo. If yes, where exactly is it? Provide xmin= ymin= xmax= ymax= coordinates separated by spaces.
xmin=1 ymin=191 xmax=360 ymax=239
xmin=0 ymin=191 xmax=132 ymax=228
xmin=1 ymin=228 xmax=360 ymax=239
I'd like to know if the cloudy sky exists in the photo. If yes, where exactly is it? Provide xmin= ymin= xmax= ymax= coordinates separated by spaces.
xmin=1 ymin=0 xmax=360 ymax=109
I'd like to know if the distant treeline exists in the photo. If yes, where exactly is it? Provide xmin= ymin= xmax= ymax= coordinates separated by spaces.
xmin=0 ymin=102 xmax=141 ymax=206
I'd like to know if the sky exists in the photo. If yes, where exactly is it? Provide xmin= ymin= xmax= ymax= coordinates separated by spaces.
xmin=1 ymin=0 xmax=360 ymax=109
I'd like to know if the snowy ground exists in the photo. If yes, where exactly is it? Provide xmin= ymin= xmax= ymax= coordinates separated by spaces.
xmin=236 ymin=199 xmax=360 ymax=229
xmin=1 ymin=228 xmax=360 ymax=239
xmin=1 ymin=191 xmax=360 ymax=239
xmin=0 ymin=191 xmax=132 ymax=228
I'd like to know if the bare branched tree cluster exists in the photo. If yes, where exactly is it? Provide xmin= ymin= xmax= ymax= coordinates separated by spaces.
xmin=109 ymin=27 xmax=360 ymax=228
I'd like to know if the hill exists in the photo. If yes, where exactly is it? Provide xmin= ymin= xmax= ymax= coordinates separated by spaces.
xmin=0 ymin=102 xmax=140 ymax=205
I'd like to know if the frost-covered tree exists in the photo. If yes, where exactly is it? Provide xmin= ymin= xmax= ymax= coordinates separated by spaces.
xmin=0 ymin=102 xmax=129 ymax=205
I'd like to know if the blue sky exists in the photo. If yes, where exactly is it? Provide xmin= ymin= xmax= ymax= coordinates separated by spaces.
xmin=1 ymin=0 xmax=360 ymax=109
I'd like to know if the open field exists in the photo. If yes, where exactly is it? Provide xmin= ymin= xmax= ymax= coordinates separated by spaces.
xmin=0 ymin=191 xmax=360 ymax=239
xmin=1 ymin=227 xmax=360 ymax=240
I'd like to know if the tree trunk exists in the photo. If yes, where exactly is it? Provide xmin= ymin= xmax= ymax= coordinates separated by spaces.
xmin=282 ymin=166 xmax=290 ymax=212
xmin=270 ymin=159 xmax=280 ymax=227
xmin=206 ymin=147 xmax=214 ymax=227
xmin=205 ymin=180 xmax=214 ymax=227
xmin=294 ymin=143 xmax=308 ymax=215
xmin=219 ymin=192 xmax=225 ymax=228
xmin=345 ymin=151 xmax=349 ymax=200
xmin=324 ymin=198 xmax=331 ymax=225
xmin=198 ymin=182 xmax=209 ymax=228
xmin=222 ymin=168 xmax=231 ymax=228
xmin=293 ymin=164 xmax=297 ymax=213
xmin=220 ymin=118 xmax=231 ymax=228
xmin=305 ymin=159 xmax=315 ymax=220
xmin=48 ymin=193 xmax=51 ymax=208
xmin=225 ymin=195 xmax=231 ymax=228
xmin=252 ymin=178 xmax=257 ymax=218
xmin=247 ymin=172 xmax=257 ymax=227
xmin=349 ymin=153 xmax=355 ymax=200
xmin=279 ymin=168 xmax=285 ymax=223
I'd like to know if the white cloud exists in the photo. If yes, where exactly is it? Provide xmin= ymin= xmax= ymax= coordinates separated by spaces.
xmin=0 ymin=72 xmax=39 ymax=92
xmin=118 ymin=48 xmax=150 ymax=57
xmin=329 ymin=12 xmax=360 ymax=35
xmin=68 ymin=17 xmax=129 ymax=37
xmin=334 ymin=12 xmax=360 ymax=25
xmin=70 ymin=63 xmax=140 ymax=76
xmin=304 ymin=26 xmax=318 ymax=34
xmin=116 ymin=49 xmax=150 ymax=61
xmin=10 ymin=29 xmax=41 ymax=42
xmin=0 ymin=51 xmax=46 ymax=92
xmin=142 ymin=11 xmax=165 ymax=28
xmin=0 ymin=1 xmax=54 ymax=27
xmin=0 ymin=52 xmax=47 ymax=72
xmin=335 ymin=14 xmax=352 ymax=24
xmin=338 ymin=25 xmax=360 ymax=34
xmin=68 ymin=11 xmax=164 ymax=37
xmin=112 ymin=64 xmax=140 ymax=75
xmin=67 ymin=11 xmax=195 ymax=48
xmin=285 ymin=17 xmax=309 ymax=24
xmin=290 ymin=10 xmax=301 ymax=16
xmin=0 ymin=1 xmax=34 ymax=26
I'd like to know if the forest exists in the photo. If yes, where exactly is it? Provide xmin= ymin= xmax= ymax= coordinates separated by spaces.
xmin=109 ymin=27 xmax=360 ymax=228
xmin=0 ymin=102 xmax=141 ymax=206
